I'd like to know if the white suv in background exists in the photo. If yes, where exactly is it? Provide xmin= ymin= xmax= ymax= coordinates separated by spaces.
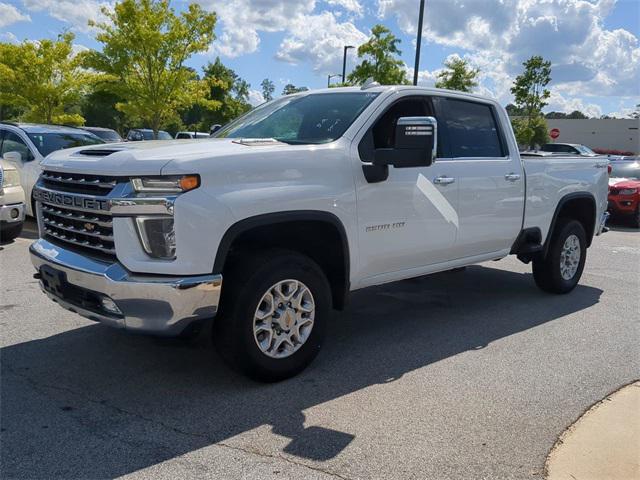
xmin=0 ymin=123 xmax=104 ymax=216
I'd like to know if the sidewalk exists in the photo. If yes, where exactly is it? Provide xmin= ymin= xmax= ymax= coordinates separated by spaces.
xmin=546 ymin=382 xmax=640 ymax=480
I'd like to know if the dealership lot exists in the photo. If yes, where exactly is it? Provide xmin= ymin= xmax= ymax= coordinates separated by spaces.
xmin=1 ymin=220 xmax=638 ymax=480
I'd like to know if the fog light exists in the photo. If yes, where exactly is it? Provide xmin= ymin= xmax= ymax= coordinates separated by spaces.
xmin=100 ymin=296 xmax=122 ymax=315
xmin=10 ymin=208 xmax=19 ymax=219
xmin=135 ymin=216 xmax=176 ymax=259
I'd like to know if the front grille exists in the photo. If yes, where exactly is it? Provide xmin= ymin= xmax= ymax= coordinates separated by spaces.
xmin=41 ymin=171 xmax=118 ymax=196
xmin=38 ymin=170 xmax=122 ymax=258
xmin=609 ymin=188 xmax=619 ymax=195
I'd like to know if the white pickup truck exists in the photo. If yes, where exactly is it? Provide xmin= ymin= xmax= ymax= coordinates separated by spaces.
xmin=30 ymin=86 xmax=609 ymax=381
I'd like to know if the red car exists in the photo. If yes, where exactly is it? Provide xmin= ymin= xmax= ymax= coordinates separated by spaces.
xmin=608 ymin=158 xmax=640 ymax=228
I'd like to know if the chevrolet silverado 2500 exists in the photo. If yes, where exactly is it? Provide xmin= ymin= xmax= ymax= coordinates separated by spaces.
xmin=30 ymin=86 xmax=609 ymax=381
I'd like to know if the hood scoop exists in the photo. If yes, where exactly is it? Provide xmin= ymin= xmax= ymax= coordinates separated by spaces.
xmin=232 ymin=138 xmax=283 ymax=146
xmin=76 ymin=148 xmax=125 ymax=156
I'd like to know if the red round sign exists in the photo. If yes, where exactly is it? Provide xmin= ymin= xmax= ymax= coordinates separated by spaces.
xmin=550 ymin=128 xmax=560 ymax=139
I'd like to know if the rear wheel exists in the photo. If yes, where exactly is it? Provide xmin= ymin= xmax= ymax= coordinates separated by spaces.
xmin=214 ymin=249 xmax=331 ymax=382
xmin=532 ymin=219 xmax=587 ymax=294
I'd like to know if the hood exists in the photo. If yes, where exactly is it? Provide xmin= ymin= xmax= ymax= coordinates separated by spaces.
xmin=609 ymin=177 xmax=640 ymax=189
xmin=40 ymin=138 xmax=291 ymax=176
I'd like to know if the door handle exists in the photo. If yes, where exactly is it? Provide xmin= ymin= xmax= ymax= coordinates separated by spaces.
xmin=504 ymin=172 xmax=521 ymax=182
xmin=433 ymin=176 xmax=455 ymax=185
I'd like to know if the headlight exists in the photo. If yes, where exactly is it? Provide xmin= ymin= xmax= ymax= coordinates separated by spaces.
xmin=2 ymin=169 xmax=20 ymax=188
xmin=130 ymin=175 xmax=199 ymax=193
xmin=135 ymin=217 xmax=176 ymax=259
xmin=618 ymin=188 xmax=638 ymax=195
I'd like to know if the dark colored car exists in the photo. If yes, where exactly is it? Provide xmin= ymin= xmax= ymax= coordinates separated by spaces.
xmin=608 ymin=159 xmax=640 ymax=227
xmin=79 ymin=127 xmax=123 ymax=142
xmin=126 ymin=129 xmax=173 ymax=141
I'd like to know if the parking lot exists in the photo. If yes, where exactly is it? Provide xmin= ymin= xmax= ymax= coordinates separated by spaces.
xmin=1 ymin=219 xmax=638 ymax=480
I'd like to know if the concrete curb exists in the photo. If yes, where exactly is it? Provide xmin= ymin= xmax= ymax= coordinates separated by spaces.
xmin=545 ymin=381 xmax=640 ymax=480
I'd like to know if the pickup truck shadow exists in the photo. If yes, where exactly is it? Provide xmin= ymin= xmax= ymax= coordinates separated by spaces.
xmin=1 ymin=265 xmax=602 ymax=479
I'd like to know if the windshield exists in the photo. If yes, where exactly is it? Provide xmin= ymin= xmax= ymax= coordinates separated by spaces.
xmin=141 ymin=130 xmax=172 ymax=140
xmin=91 ymin=130 xmax=122 ymax=142
xmin=575 ymin=145 xmax=596 ymax=155
xmin=27 ymin=132 xmax=105 ymax=156
xmin=215 ymin=92 xmax=380 ymax=144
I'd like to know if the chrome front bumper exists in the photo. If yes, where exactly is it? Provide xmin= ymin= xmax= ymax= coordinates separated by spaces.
xmin=30 ymin=239 xmax=222 ymax=335
xmin=0 ymin=202 xmax=25 ymax=223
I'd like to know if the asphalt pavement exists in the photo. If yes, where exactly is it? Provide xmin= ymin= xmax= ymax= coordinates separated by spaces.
xmin=1 ymin=219 xmax=638 ymax=480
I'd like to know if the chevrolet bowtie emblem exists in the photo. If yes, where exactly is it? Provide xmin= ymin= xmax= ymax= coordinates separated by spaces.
xmin=84 ymin=223 xmax=95 ymax=231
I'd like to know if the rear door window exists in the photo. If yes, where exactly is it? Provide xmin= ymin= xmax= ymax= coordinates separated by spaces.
xmin=439 ymin=99 xmax=506 ymax=158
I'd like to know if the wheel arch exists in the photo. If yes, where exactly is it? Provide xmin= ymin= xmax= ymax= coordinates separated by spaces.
xmin=544 ymin=192 xmax=597 ymax=256
xmin=213 ymin=211 xmax=350 ymax=310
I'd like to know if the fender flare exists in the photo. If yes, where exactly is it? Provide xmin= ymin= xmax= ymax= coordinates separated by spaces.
xmin=543 ymin=192 xmax=597 ymax=255
xmin=213 ymin=209 xmax=350 ymax=290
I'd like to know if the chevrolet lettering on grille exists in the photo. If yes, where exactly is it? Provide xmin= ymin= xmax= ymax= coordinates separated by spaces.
xmin=33 ymin=188 xmax=110 ymax=212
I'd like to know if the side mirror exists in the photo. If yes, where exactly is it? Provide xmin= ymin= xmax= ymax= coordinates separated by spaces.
xmin=210 ymin=124 xmax=222 ymax=135
xmin=3 ymin=151 xmax=22 ymax=164
xmin=373 ymin=116 xmax=437 ymax=168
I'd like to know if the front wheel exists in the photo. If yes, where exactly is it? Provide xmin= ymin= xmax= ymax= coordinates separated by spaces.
xmin=532 ymin=219 xmax=587 ymax=294
xmin=214 ymin=250 xmax=331 ymax=382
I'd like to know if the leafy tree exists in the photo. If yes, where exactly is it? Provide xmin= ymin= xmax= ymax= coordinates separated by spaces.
xmin=505 ymin=103 xmax=524 ymax=117
xmin=82 ymin=89 xmax=127 ymax=133
xmin=86 ymin=0 xmax=217 ymax=138
xmin=545 ymin=110 xmax=588 ymax=119
xmin=510 ymin=55 xmax=552 ymax=148
xmin=199 ymin=57 xmax=251 ymax=128
xmin=0 ymin=32 xmax=93 ymax=125
xmin=261 ymin=78 xmax=275 ymax=102
xmin=631 ymin=104 xmax=640 ymax=119
xmin=282 ymin=84 xmax=308 ymax=95
xmin=348 ymin=25 xmax=408 ymax=85
xmin=435 ymin=57 xmax=479 ymax=92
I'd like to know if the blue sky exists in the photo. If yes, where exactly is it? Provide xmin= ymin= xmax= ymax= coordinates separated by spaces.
xmin=1 ymin=0 xmax=639 ymax=117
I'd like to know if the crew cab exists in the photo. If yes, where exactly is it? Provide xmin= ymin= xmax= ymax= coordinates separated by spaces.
xmin=29 ymin=86 xmax=609 ymax=381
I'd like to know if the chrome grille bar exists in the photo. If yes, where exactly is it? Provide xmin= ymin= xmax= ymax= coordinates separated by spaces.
xmin=42 ymin=217 xmax=114 ymax=241
xmin=40 ymin=204 xmax=112 ymax=227
xmin=43 ymin=226 xmax=116 ymax=255
xmin=41 ymin=172 xmax=117 ymax=189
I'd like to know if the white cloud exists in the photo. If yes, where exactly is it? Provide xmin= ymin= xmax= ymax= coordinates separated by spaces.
xmin=21 ymin=0 xmax=112 ymax=33
xmin=276 ymin=11 xmax=368 ymax=72
xmin=197 ymin=0 xmax=316 ymax=57
xmin=248 ymin=89 xmax=265 ymax=106
xmin=377 ymin=0 xmax=640 ymax=107
xmin=325 ymin=0 xmax=363 ymax=16
xmin=0 ymin=2 xmax=30 ymax=28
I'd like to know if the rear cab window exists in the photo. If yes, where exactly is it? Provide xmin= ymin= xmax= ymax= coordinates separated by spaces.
xmin=434 ymin=97 xmax=507 ymax=159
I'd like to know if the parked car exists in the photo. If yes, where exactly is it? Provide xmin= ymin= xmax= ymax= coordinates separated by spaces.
xmin=0 ymin=160 xmax=26 ymax=242
xmin=608 ymin=158 xmax=640 ymax=227
xmin=30 ymin=86 xmax=609 ymax=381
xmin=540 ymin=143 xmax=599 ymax=156
xmin=175 ymin=131 xmax=210 ymax=139
xmin=0 ymin=122 xmax=104 ymax=216
xmin=126 ymin=129 xmax=172 ymax=141
xmin=79 ymin=126 xmax=123 ymax=142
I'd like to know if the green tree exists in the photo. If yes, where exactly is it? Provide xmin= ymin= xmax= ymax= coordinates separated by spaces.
xmin=631 ymin=104 xmax=639 ymax=119
xmin=261 ymin=78 xmax=275 ymax=102
xmin=0 ymin=32 xmax=93 ymax=125
xmin=86 ymin=0 xmax=217 ymax=138
xmin=81 ymin=89 xmax=127 ymax=133
xmin=348 ymin=25 xmax=408 ymax=85
xmin=282 ymin=84 xmax=308 ymax=95
xmin=435 ymin=57 xmax=479 ymax=92
xmin=200 ymin=57 xmax=251 ymax=127
xmin=510 ymin=55 xmax=552 ymax=148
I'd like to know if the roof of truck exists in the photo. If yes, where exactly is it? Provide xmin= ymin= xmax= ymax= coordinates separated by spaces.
xmin=293 ymin=85 xmax=500 ymax=103
xmin=0 ymin=122 xmax=92 ymax=135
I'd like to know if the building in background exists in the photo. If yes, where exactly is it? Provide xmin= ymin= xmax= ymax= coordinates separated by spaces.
xmin=545 ymin=119 xmax=639 ymax=153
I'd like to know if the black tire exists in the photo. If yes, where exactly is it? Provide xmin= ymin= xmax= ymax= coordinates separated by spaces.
xmin=0 ymin=222 xmax=23 ymax=243
xmin=214 ymin=249 xmax=331 ymax=382
xmin=632 ymin=207 xmax=640 ymax=229
xmin=532 ymin=219 xmax=587 ymax=294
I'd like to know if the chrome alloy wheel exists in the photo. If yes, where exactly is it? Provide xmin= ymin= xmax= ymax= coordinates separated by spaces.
xmin=253 ymin=279 xmax=315 ymax=359
xmin=560 ymin=234 xmax=581 ymax=280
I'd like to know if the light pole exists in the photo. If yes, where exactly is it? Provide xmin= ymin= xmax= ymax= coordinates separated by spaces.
xmin=327 ymin=74 xmax=342 ymax=87
xmin=342 ymin=45 xmax=355 ymax=83
xmin=413 ymin=0 xmax=425 ymax=86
